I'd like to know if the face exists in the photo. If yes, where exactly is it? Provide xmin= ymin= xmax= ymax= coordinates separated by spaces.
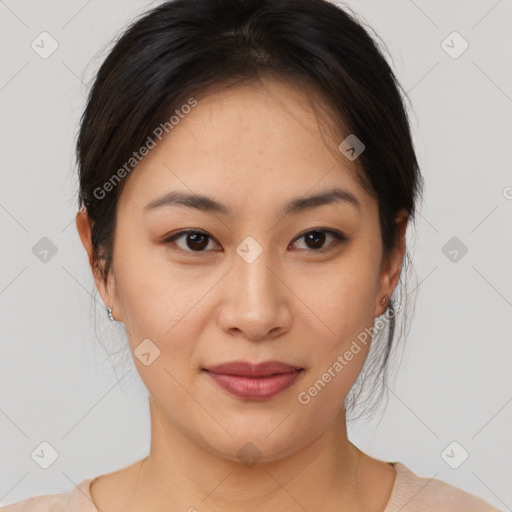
xmin=78 ymin=77 xmax=406 ymax=463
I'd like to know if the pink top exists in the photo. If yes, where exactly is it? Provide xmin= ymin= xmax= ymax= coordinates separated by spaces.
xmin=0 ymin=462 xmax=503 ymax=511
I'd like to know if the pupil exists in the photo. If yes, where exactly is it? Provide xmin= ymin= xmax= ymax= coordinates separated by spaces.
xmin=188 ymin=233 xmax=208 ymax=251
xmin=306 ymin=231 xmax=325 ymax=249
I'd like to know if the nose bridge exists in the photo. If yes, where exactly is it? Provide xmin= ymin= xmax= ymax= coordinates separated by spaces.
xmin=234 ymin=237 xmax=278 ymax=306
xmin=218 ymin=236 xmax=290 ymax=339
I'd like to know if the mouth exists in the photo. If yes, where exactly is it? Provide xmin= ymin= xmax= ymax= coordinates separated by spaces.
xmin=202 ymin=361 xmax=304 ymax=400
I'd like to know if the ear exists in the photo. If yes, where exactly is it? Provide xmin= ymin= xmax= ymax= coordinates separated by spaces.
xmin=75 ymin=208 xmax=122 ymax=322
xmin=375 ymin=208 xmax=408 ymax=317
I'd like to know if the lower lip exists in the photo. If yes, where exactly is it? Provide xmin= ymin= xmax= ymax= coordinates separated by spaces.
xmin=205 ymin=370 xmax=302 ymax=400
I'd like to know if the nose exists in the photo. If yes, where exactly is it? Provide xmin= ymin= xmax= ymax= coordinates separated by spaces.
xmin=216 ymin=247 xmax=292 ymax=342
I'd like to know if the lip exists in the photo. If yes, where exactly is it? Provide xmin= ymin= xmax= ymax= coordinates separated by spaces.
xmin=204 ymin=360 xmax=302 ymax=376
xmin=203 ymin=361 xmax=303 ymax=400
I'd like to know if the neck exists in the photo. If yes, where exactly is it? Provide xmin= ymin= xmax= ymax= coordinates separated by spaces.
xmin=129 ymin=396 xmax=368 ymax=512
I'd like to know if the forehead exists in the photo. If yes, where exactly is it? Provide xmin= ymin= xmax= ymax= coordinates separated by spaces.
xmin=117 ymin=77 xmax=373 ymax=217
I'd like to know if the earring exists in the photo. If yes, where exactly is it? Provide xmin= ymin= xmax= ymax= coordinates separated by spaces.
xmin=381 ymin=295 xmax=389 ymax=306
xmin=107 ymin=305 xmax=115 ymax=321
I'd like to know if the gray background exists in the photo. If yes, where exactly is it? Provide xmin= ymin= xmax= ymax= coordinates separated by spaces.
xmin=0 ymin=0 xmax=511 ymax=509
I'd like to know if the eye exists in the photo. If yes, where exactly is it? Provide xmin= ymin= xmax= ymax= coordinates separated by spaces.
xmin=163 ymin=230 xmax=219 ymax=253
xmin=290 ymin=229 xmax=347 ymax=252
xmin=163 ymin=228 xmax=347 ymax=255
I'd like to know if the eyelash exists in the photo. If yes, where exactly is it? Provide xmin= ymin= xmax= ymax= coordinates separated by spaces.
xmin=162 ymin=228 xmax=348 ymax=255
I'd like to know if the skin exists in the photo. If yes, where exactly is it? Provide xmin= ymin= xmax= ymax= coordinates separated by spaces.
xmin=76 ymin=76 xmax=408 ymax=512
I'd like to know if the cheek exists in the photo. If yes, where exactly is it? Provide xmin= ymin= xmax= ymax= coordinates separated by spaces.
xmin=113 ymin=246 xmax=210 ymax=407
xmin=113 ymin=235 xmax=209 ymax=354
xmin=294 ymin=249 xmax=380 ymax=404
xmin=300 ymin=257 xmax=379 ymax=347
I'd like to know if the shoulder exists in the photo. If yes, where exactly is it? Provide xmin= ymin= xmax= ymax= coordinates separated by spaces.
xmin=0 ymin=479 xmax=96 ymax=512
xmin=385 ymin=462 xmax=504 ymax=512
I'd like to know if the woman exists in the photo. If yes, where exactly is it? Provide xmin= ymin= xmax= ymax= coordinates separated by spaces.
xmin=1 ymin=0 xmax=502 ymax=510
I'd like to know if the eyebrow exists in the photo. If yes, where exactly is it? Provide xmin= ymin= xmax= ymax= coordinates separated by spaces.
xmin=144 ymin=187 xmax=361 ymax=216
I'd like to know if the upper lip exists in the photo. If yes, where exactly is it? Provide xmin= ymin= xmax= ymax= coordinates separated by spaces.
xmin=203 ymin=360 xmax=302 ymax=377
